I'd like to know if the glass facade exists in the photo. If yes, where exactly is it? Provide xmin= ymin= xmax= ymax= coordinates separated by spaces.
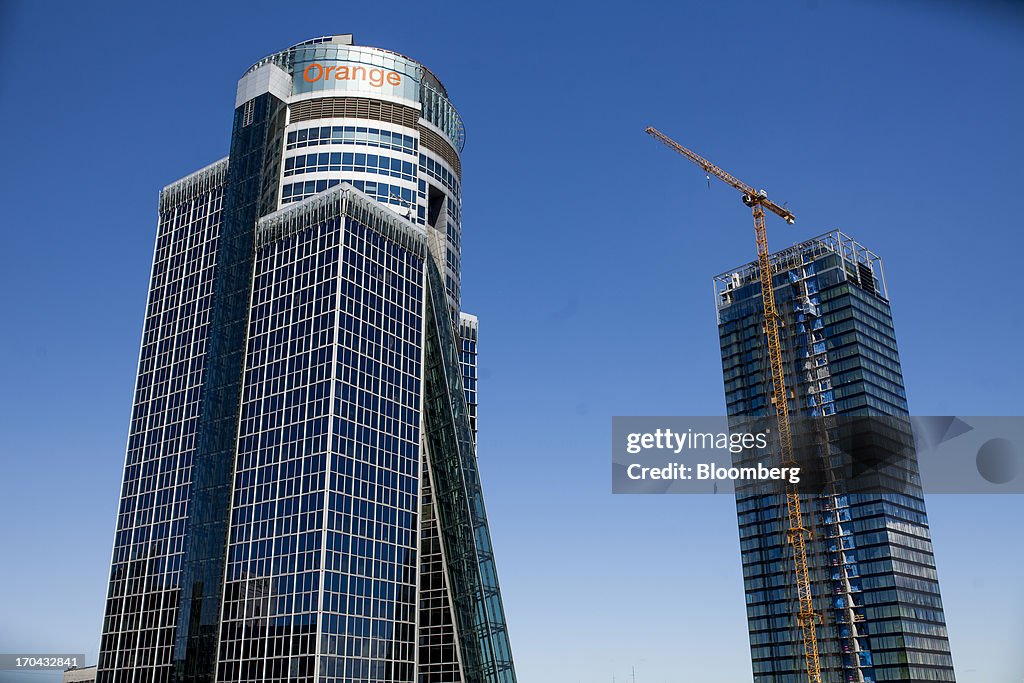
xmin=219 ymin=194 xmax=425 ymax=683
xmin=99 ymin=35 xmax=515 ymax=683
xmin=457 ymin=315 xmax=478 ymax=442
xmin=172 ymin=90 xmax=290 ymax=683
xmin=715 ymin=232 xmax=955 ymax=683
xmin=421 ymin=260 xmax=515 ymax=683
xmin=97 ymin=159 xmax=226 ymax=683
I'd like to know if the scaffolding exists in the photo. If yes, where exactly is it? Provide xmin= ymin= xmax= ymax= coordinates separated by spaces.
xmin=713 ymin=230 xmax=888 ymax=320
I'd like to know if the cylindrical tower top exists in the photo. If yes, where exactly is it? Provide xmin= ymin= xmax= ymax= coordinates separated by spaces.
xmin=237 ymin=34 xmax=466 ymax=308
xmin=243 ymin=34 xmax=464 ymax=152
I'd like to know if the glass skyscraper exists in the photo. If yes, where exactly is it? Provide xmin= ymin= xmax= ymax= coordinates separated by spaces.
xmin=714 ymin=232 xmax=955 ymax=683
xmin=98 ymin=35 xmax=515 ymax=683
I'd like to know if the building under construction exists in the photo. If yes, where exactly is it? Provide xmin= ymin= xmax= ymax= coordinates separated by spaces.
xmin=714 ymin=231 xmax=956 ymax=683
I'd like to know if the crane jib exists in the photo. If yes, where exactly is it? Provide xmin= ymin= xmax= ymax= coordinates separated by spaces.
xmin=645 ymin=127 xmax=795 ymax=224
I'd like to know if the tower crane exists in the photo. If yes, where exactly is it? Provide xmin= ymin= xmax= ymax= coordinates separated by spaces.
xmin=645 ymin=127 xmax=823 ymax=683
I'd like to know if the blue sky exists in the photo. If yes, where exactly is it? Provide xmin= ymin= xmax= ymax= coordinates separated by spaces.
xmin=0 ymin=1 xmax=1022 ymax=681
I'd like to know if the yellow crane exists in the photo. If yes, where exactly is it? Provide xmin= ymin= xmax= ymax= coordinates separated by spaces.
xmin=645 ymin=127 xmax=822 ymax=683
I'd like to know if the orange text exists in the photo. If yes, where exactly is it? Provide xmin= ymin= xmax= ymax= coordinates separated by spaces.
xmin=302 ymin=63 xmax=402 ymax=88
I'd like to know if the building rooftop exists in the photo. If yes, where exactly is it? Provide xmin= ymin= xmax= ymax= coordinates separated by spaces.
xmin=245 ymin=34 xmax=451 ymax=98
xmin=713 ymin=230 xmax=888 ymax=312
xmin=63 ymin=665 xmax=97 ymax=683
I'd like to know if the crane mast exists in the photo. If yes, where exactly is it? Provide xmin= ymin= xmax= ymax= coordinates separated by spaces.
xmin=645 ymin=127 xmax=822 ymax=683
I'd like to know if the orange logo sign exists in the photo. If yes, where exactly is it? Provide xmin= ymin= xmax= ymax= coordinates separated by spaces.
xmin=302 ymin=63 xmax=402 ymax=88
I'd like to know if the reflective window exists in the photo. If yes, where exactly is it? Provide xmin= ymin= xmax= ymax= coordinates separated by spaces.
xmin=284 ymin=151 xmax=416 ymax=181
xmin=282 ymin=179 xmax=414 ymax=209
xmin=287 ymin=125 xmax=416 ymax=155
